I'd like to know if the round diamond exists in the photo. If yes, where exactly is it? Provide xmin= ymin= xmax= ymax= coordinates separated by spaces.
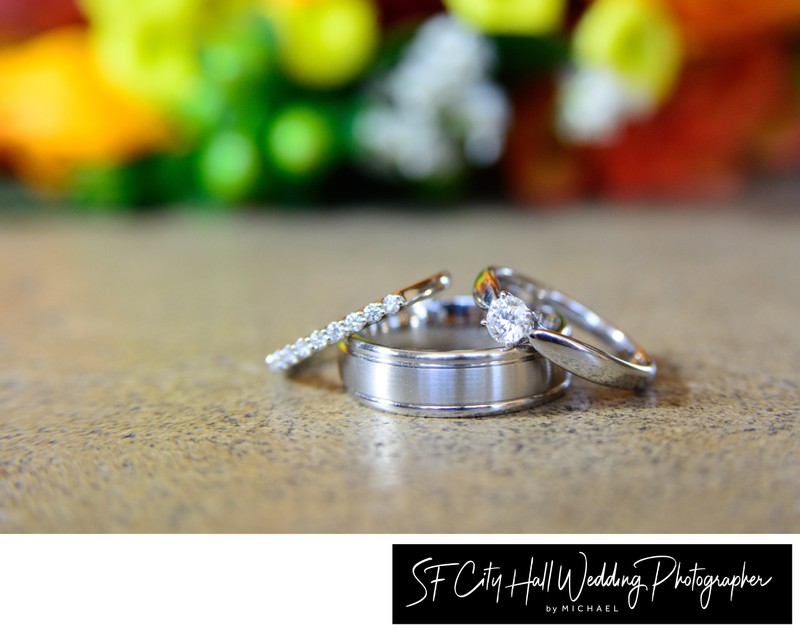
xmin=308 ymin=330 xmax=328 ymax=350
xmin=485 ymin=293 xmax=534 ymax=346
xmin=382 ymin=294 xmax=405 ymax=315
xmin=282 ymin=344 xmax=299 ymax=366
xmin=294 ymin=337 xmax=312 ymax=358
xmin=266 ymin=352 xmax=281 ymax=371
xmin=267 ymin=343 xmax=302 ymax=371
xmin=325 ymin=320 xmax=346 ymax=343
xmin=344 ymin=310 xmax=367 ymax=333
xmin=276 ymin=349 xmax=292 ymax=371
xmin=364 ymin=302 xmax=385 ymax=323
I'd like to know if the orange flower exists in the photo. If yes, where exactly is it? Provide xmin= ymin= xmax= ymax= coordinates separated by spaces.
xmin=588 ymin=41 xmax=793 ymax=199
xmin=0 ymin=0 xmax=84 ymax=44
xmin=0 ymin=27 xmax=172 ymax=188
xmin=503 ymin=81 xmax=591 ymax=205
xmin=662 ymin=0 xmax=800 ymax=56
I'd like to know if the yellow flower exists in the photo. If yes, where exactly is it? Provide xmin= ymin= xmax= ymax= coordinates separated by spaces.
xmin=264 ymin=0 xmax=378 ymax=88
xmin=443 ymin=0 xmax=566 ymax=35
xmin=80 ymin=0 xmax=254 ymax=108
xmin=573 ymin=0 xmax=683 ymax=103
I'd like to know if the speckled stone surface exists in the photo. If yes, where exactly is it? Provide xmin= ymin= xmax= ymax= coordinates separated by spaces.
xmin=1 ymin=196 xmax=798 ymax=533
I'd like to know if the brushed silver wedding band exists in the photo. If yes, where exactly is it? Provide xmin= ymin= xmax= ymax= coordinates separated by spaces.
xmin=339 ymin=297 xmax=570 ymax=417
xmin=474 ymin=266 xmax=656 ymax=390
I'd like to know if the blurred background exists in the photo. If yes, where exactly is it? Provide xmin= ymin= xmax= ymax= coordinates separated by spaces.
xmin=0 ymin=0 xmax=799 ymax=210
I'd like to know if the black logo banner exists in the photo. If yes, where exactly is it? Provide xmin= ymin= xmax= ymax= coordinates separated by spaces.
xmin=393 ymin=544 xmax=791 ymax=624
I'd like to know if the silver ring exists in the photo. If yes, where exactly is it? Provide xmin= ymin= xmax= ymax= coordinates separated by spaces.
xmin=266 ymin=271 xmax=451 ymax=372
xmin=473 ymin=266 xmax=656 ymax=390
xmin=339 ymin=296 xmax=571 ymax=417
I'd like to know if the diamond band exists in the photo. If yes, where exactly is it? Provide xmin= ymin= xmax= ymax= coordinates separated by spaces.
xmin=265 ymin=272 xmax=451 ymax=373
xmin=266 ymin=294 xmax=404 ymax=372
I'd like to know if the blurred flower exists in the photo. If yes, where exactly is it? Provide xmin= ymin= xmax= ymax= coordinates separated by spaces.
xmin=505 ymin=38 xmax=800 ymax=203
xmin=556 ymin=66 xmax=651 ymax=144
xmin=265 ymin=0 xmax=379 ymax=88
xmin=198 ymin=128 xmax=263 ymax=204
xmin=80 ymin=0 xmax=252 ymax=108
xmin=558 ymin=0 xmax=683 ymax=143
xmin=174 ymin=11 xmax=277 ymax=140
xmin=587 ymin=41 xmax=794 ymax=198
xmin=0 ymin=0 xmax=84 ymax=43
xmin=443 ymin=0 xmax=565 ymax=35
xmin=353 ymin=14 xmax=510 ymax=181
xmin=264 ymin=104 xmax=337 ymax=182
xmin=503 ymin=81 xmax=590 ymax=205
xmin=0 ymin=0 xmax=797 ymax=207
xmin=0 ymin=27 xmax=172 ymax=188
xmin=661 ymin=0 xmax=800 ymax=56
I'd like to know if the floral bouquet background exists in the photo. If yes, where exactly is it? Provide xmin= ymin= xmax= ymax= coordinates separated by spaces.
xmin=1 ymin=0 xmax=799 ymax=209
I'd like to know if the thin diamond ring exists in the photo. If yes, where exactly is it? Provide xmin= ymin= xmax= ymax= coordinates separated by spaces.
xmin=473 ymin=266 xmax=656 ymax=390
xmin=266 ymin=271 xmax=451 ymax=373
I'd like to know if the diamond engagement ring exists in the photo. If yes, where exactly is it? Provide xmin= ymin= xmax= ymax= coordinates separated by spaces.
xmin=266 ymin=271 xmax=451 ymax=372
xmin=473 ymin=266 xmax=656 ymax=390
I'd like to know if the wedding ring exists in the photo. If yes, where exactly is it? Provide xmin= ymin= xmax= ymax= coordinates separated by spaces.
xmin=339 ymin=297 xmax=571 ymax=417
xmin=473 ymin=266 xmax=656 ymax=390
xmin=266 ymin=271 xmax=451 ymax=372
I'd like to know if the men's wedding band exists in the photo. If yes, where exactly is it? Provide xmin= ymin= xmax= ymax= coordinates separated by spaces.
xmin=473 ymin=266 xmax=656 ymax=390
xmin=266 ymin=271 xmax=451 ymax=372
xmin=339 ymin=297 xmax=571 ymax=417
